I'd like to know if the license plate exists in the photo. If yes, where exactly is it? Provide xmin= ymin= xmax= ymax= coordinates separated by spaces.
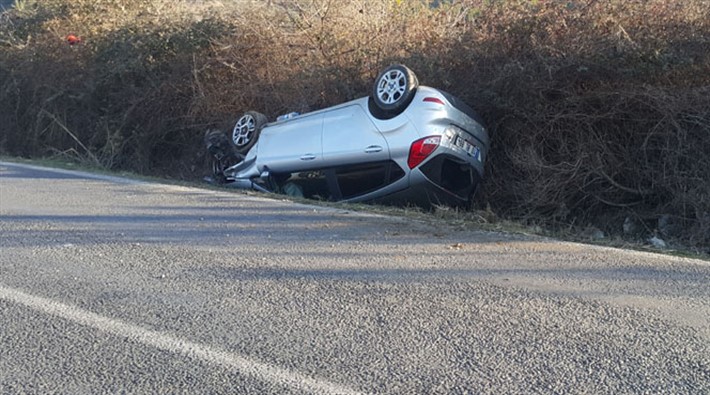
xmin=455 ymin=136 xmax=482 ymax=162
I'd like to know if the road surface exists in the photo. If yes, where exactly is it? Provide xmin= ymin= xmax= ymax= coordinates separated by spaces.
xmin=1 ymin=162 xmax=708 ymax=394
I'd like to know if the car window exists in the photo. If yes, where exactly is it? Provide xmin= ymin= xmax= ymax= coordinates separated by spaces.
xmin=274 ymin=170 xmax=332 ymax=201
xmin=336 ymin=161 xmax=405 ymax=199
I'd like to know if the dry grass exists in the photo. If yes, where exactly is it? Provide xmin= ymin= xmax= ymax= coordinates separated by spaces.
xmin=1 ymin=0 xmax=708 ymax=248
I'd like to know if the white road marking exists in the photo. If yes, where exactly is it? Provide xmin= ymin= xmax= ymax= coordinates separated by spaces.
xmin=0 ymin=285 xmax=362 ymax=395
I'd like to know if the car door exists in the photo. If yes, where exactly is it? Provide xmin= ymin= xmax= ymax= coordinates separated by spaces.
xmin=255 ymin=113 xmax=324 ymax=173
xmin=321 ymin=104 xmax=390 ymax=167
xmin=319 ymin=104 xmax=395 ymax=200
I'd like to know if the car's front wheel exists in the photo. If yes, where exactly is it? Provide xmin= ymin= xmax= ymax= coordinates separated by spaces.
xmin=370 ymin=64 xmax=418 ymax=119
xmin=231 ymin=111 xmax=268 ymax=154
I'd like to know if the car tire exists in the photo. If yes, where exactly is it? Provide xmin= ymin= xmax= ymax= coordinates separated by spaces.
xmin=231 ymin=111 xmax=268 ymax=154
xmin=370 ymin=64 xmax=418 ymax=119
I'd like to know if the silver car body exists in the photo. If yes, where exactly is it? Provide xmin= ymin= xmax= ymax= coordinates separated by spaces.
xmin=223 ymin=86 xmax=489 ymax=206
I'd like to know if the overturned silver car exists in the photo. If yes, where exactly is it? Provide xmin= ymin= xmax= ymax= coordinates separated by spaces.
xmin=205 ymin=64 xmax=489 ymax=207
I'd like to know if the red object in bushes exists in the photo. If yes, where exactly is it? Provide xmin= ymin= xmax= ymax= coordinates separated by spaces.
xmin=66 ymin=34 xmax=81 ymax=45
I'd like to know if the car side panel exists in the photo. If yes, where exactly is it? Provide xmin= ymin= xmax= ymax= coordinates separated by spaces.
xmin=367 ymin=113 xmax=419 ymax=180
xmin=321 ymin=104 xmax=390 ymax=167
xmin=256 ymin=113 xmax=324 ymax=173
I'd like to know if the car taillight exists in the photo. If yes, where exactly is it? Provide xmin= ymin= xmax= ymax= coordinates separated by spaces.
xmin=423 ymin=97 xmax=445 ymax=105
xmin=408 ymin=136 xmax=441 ymax=169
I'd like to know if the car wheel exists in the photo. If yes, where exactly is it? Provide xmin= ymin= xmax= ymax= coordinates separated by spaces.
xmin=231 ymin=111 xmax=268 ymax=154
xmin=370 ymin=64 xmax=418 ymax=118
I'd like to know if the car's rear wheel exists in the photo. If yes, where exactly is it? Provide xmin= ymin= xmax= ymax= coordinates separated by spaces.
xmin=231 ymin=111 xmax=268 ymax=154
xmin=370 ymin=64 xmax=418 ymax=119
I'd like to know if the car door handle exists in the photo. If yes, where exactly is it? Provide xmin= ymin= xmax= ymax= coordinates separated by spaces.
xmin=300 ymin=154 xmax=316 ymax=161
xmin=365 ymin=145 xmax=383 ymax=153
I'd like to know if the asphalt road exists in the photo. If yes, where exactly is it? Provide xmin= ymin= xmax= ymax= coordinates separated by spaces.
xmin=1 ymin=162 xmax=708 ymax=394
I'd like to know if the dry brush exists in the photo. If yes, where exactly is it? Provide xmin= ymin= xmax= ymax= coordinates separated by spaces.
xmin=0 ymin=0 xmax=708 ymax=248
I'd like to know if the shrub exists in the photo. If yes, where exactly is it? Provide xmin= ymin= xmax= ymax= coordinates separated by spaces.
xmin=1 ymin=0 xmax=708 ymax=248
